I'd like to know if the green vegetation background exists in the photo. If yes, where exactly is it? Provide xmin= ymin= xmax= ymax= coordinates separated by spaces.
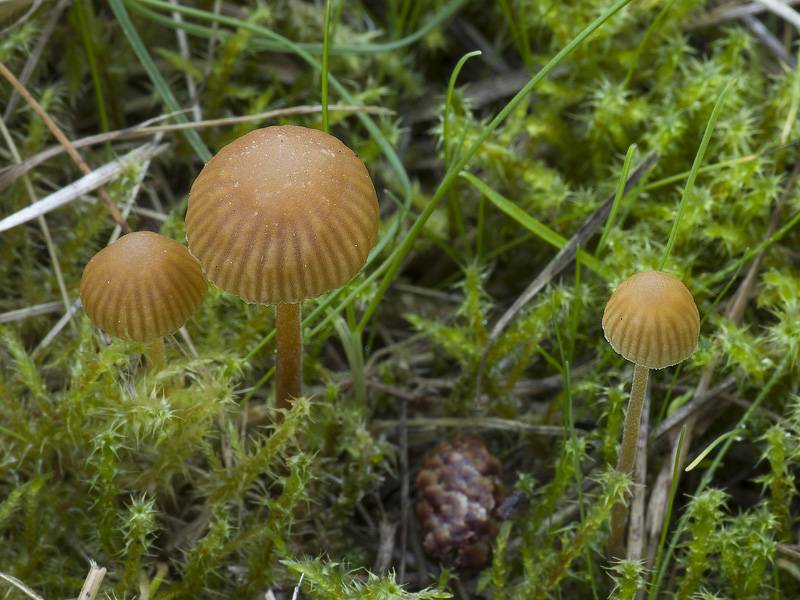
xmin=2 ymin=0 xmax=800 ymax=598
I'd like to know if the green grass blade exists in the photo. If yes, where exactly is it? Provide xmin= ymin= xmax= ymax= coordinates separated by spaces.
xmin=596 ymin=143 xmax=636 ymax=256
xmin=74 ymin=0 xmax=110 ymax=149
xmin=128 ymin=0 xmax=469 ymax=55
xmin=444 ymin=50 xmax=482 ymax=169
xmin=622 ymin=0 xmax=676 ymax=90
xmin=321 ymin=0 xmax=332 ymax=134
xmin=461 ymin=172 xmax=607 ymax=276
xmin=658 ymin=79 xmax=736 ymax=271
xmin=108 ymin=0 xmax=211 ymax=162
xmin=642 ymin=143 xmax=795 ymax=192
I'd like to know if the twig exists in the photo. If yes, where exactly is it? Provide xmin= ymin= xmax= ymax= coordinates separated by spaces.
xmin=0 ymin=0 xmax=44 ymax=38
xmin=651 ymin=373 xmax=738 ymax=443
xmin=0 ymin=571 xmax=46 ymax=600
xmin=370 ymin=415 xmax=589 ymax=438
xmin=778 ymin=543 xmax=800 ymax=561
xmin=754 ymin=0 xmax=800 ymax=28
xmin=687 ymin=0 xmax=800 ymax=28
xmin=33 ymin=299 xmax=81 ymax=356
xmin=77 ymin=562 xmax=107 ymax=600
xmin=169 ymin=0 xmax=202 ymax=122
xmin=374 ymin=521 xmax=398 ymax=575
xmin=741 ymin=14 xmax=797 ymax=67
xmin=290 ymin=573 xmax=304 ymax=600
xmin=203 ymin=0 xmax=223 ymax=88
xmin=0 ymin=301 xmax=63 ymax=324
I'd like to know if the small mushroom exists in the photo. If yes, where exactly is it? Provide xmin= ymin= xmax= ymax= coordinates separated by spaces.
xmin=601 ymin=269 xmax=699 ymax=558
xmin=185 ymin=125 xmax=379 ymax=416
xmin=80 ymin=231 xmax=208 ymax=371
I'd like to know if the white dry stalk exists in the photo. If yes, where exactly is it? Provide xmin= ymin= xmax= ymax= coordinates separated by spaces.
xmin=0 ymin=142 xmax=168 ymax=233
xmin=689 ymin=0 xmax=800 ymax=28
xmin=740 ymin=14 xmax=797 ymax=68
xmin=129 ymin=205 xmax=169 ymax=221
xmin=33 ymin=298 xmax=81 ymax=356
xmin=370 ymin=415 xmax=583 ymax=437
xmin=0 ymin=571 xmax=46 ymax=600
xmin=0 ymin=300 xmax=63 ymax=324
xmin=291 ymin=573 xmax=305 ymax=600
xmin=77 ymin=562 xmax=107 ymax=600
xmin=756 ymin=0 xmax=800 ymax=27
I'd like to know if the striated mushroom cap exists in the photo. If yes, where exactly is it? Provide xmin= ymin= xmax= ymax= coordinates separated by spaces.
xmin=185 ymin=125 xmax=379 ymax=305
xmin=602 ymin=270 xmax=700 ymax=369
xmin=80 ymin=231 xmax=208 ymax=342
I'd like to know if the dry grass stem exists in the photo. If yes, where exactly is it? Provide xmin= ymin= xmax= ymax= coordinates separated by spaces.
xmin=0 ymin=105 xmax=393 ymax=190
xmin=0 ymin=143 xmax=168 ymax=233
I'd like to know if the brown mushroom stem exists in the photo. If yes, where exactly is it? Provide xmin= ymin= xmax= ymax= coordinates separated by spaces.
xmin=618 ymin=364 xmax=649 ymax=474
xmin=608 ymin=363 xmax=649 ymax=559
xmin=275 ymin=301 xmax=302 ymax=418
xmin=145 ymin=338 xmax=167 ymax=372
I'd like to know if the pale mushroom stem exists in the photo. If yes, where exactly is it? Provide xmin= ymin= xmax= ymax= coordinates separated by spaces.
xmin=608 ymin=363 xmax=650 ymax=559
xmin=275 ymin=301 xmax=303 ymax=419
xmin=145 ymin=338 xmax=167 ymax=372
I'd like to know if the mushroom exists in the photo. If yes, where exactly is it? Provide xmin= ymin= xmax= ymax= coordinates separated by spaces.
xmin=184 ymin=125 xmax=379 ymax=417
xmin=80 ymin=231 xmax=208 ymax=371
xmin=601 ymin=270 xmax=700 ymax=558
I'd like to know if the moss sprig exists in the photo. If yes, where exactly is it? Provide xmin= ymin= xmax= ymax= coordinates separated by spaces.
xmin=606 ymin=559 xmax=647 ymax=600
xmin=674 ymin=488 xmax=727 ymax=600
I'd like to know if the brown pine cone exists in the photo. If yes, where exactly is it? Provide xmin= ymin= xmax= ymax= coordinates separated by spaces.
xmin=415 ymin=434 xmax=504 ymax=567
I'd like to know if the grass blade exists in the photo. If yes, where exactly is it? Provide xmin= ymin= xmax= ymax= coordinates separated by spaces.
xmin=658 ymin=79 xmax=736 ymax=271
xmin=108 ymin=0 xmax=211 ymax=162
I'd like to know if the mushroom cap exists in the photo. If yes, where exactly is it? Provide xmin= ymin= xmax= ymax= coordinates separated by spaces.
xmin=80 ymin=231 xmax=208 ymax=342
xmin=602 ymin=270 xmax=700 ymax=369
xmin=185 ymin=125 xmax=380 ymax=305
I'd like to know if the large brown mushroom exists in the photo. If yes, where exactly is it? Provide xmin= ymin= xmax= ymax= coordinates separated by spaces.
xmin=185 ymin=125 xmax=379 ymax=416
xmin=80 ymin=231 xmax=208 ymax=371
xmin=601 ymin=270 xmax=700 ymax=558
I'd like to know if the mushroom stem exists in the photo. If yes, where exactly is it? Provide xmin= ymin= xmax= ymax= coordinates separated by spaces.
xmin=618 ymin=364 xmax=649 ymax=475
xmin=145 ymin=338 xmax=167 ymax=372
xmin=275 ymin=301 xmax=302 ymax=418
xmin=608 ymin=363 xmax=649 ymax=558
